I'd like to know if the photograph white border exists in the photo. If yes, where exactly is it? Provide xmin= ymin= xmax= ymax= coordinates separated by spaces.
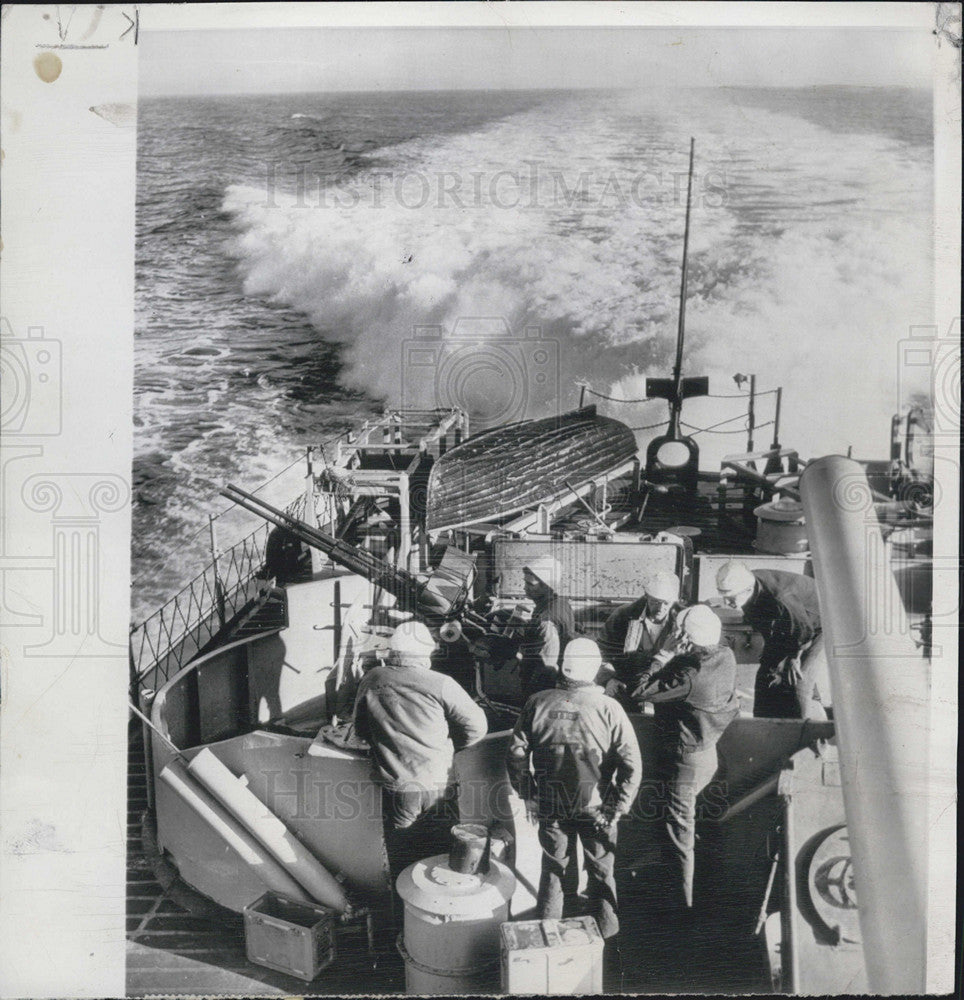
xmin=0 ymin=3 xmax=958 ymax=996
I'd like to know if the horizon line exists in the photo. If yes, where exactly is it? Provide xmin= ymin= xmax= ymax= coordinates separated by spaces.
xmin=139 ymin=81 xmax=933 ymax=100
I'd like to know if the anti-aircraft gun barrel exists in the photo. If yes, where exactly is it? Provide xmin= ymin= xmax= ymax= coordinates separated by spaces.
xmin=220 ymin=484 xmax=488 ymax=634
xmin=221 ymin=483 xmax=422 ymax=611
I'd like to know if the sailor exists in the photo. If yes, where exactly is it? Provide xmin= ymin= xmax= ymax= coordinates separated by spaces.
xmin=477 ymin=555 xmax=576 ymax=702
xmin=631 ymin=604 xmax=738 ymax=915
xmin=506 ymin=637 xmax=642 ymax=945
xmin=518 ymin=555 xmax=577 ymax=697
xmin=716 ymin=562 xmax=827 ymax=720
xmin=353 ymin=620 xmax=488 ymax=905
xmin=598 ymin=570 xmax=684 ymax=693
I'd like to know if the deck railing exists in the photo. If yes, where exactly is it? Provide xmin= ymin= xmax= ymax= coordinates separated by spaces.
xmin=129 ymin=411 xmax=466 ymax=694
xmin=130 ymin=491 xmax=310 ymax=692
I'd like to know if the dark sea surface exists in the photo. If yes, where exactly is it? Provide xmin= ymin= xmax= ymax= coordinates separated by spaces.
xmin=134 ymin=86 xmax=932 ymax=621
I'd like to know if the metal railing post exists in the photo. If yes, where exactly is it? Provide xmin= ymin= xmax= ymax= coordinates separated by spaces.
xmin=305 ymin=445 xmax=315 ymax=526
xmin=209 ymin=514 xmax=226 ymax=628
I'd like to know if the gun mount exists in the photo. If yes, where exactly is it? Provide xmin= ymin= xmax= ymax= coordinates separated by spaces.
xmin=220 ymin=484 xmax=489 ymax=636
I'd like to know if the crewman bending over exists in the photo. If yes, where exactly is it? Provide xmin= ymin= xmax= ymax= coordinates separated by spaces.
xmin=354 ymin=620 xmax=488 ymax=903
xmin=716 ymin=562 xmax=827 ymax=720
xmin=506 ymin=637 xmax=641 ymax=944
xmin=632 ymin=605 xmax=738 ymax=916
xmin=598 ymin=570 xmax=684 ymax=693
xmin=479 ymin=555 xmax=576 ymax=702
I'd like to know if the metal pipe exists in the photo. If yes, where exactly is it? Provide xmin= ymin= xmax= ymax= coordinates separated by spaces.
xmin=129 ymin=699 xmax=185 ymax=760
xmin=564 ymin=479 xmax=612 ymax=533
xmin=188 ymin=748 xmax=348 ymax=912
xmin=800 ymin=456 xmax=927 ymax=994
xmin=711 ymin=772 xmax=778 ymax=824
xmin=753 ymin=850 xmax=780 ymax=936
xmin=159 ymin=759 xmax=312 ymax=903
xmin=747 ymin=374 xmax=756 ymax=454
xmin=772 ymin=386 xmax=782 ymax=449
xmin=778 ymin=777 xmax=799 ymax=994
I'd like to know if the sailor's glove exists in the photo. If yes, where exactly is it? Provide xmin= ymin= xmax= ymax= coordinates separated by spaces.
xmin=628 ymin=672 xmax=653 ymax=702
xmin=590 ymin=805 xmax=620 ymax=838
xmin=468 ymin=639 xmax=491 ymax=662
xmin=603 ymin=677 xmax=626 ymax=699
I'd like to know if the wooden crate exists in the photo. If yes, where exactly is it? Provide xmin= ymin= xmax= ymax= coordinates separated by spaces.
xmin=501 ymin=917 xmax=603 ymax=995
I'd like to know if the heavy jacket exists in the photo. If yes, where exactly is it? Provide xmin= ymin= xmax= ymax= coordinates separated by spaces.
xmin=743 ymin=570 xmax=822 ymax=668
xmin=506 ymin=679 xmax=642 ymax=820
xmin=487 ymin=591 xmax=577 ymax=697
xmin=598 ymin=597 xmax=683 ymax=680
xmin=353 ymin=664 xmax=488 ymax=791
xmin=632 ymin=645 xmax=739 ymax=754
xmin=521 ymin=592 xmax=576 ymax=681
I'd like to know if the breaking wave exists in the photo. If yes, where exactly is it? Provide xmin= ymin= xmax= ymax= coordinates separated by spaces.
xmin=223 ymin=88 xmax=931 ymax=462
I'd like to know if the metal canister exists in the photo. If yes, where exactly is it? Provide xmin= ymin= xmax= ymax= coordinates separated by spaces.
xmin=753 ymin=499 xmax=808 ymax=554
xmin=396 ymin=855 xmax=516 ymax=994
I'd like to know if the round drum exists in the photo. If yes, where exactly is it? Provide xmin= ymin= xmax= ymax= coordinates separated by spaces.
xmin=396 ymin=854 xmax=515 ymax=995
xmin=753 ymin=498 xmax=808 ymax=554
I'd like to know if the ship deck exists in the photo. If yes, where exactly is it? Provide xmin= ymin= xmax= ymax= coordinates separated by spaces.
xmin=126 ymin=717 xmax=774 ymax=996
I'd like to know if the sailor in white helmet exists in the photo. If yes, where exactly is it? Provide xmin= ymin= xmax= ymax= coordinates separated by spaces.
xmin=716 ymin=561 xmax=827 ymax=720
xmin=478 ymin=553 xmax=577 ymax=702
xmin=506 ymin=637 xmax=641 ymax=961
xmin=631 ymin=604 xmax=738 ymax=918
xmin=354 ymin=620 xmax=488 ymax=914
xmin=598 ymin=570 xmax=685 ymax=694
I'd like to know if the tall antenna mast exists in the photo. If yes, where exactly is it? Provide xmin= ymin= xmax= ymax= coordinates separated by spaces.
xmin=669 ymin=137 xmax=696 ymax=435
xmin=643 ymin=138 xmax=708 ymax=495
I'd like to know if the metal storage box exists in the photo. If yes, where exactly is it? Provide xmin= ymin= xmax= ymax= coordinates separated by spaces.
xmin=243 ymin=891 xmax=336 ymax=982
xmin=501 ymin=916 xmax=604 ymax=995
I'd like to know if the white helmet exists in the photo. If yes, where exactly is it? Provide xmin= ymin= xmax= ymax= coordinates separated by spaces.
xmin=646 ymin=571 xmax=680 ymax=603
xmin=389 ymin=620 xmax=435 ymax=666
xmin=560 ymin=637 xmax=603 ymax=683
xmin=679 ymin=605 xmax=722 ymax=647
xmin=524 ymin=555 xmax=562 ymax=591
xmin=716 ymin=561 xmax=755 ymax=597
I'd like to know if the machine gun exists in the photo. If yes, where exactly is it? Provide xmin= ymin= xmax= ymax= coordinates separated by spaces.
xmin=220 ymin=484 xmax=492 ymax=640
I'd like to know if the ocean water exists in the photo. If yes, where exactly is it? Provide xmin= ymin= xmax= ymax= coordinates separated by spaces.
xmin=133 ymin=85 xmax=932 ymax=622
